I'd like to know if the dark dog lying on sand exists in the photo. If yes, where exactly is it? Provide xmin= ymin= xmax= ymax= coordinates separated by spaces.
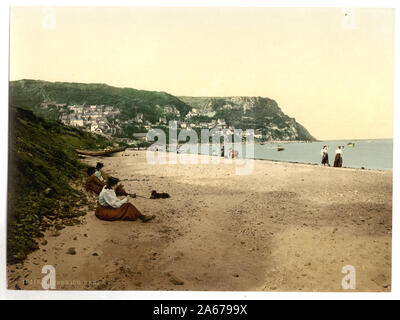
xmin=150 ymin=190 xmax=171 ymax=199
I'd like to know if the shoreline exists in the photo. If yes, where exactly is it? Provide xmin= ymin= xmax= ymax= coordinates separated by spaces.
xmin=144 ymin=149 xmax=392 ymax=172
xmin=249 ymin=157 xmax=391 ymax=172
xmin=137 ymin=138 xmax=392 ymax=172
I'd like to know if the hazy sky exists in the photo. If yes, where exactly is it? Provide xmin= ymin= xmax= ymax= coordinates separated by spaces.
xmin=10 ymin=7 xmax=394 ymax=140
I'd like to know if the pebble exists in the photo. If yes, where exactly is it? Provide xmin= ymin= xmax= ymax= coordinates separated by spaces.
xmin=170 ymin=276 xmax=184 ymax=286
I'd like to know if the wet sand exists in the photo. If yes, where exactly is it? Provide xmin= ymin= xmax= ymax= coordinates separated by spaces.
xmin=7 ymin=150 xmax=392 ymax=291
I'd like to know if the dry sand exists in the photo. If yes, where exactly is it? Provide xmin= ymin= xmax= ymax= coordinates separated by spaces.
xmin=7 ymin=150 xmax=392 ymax=291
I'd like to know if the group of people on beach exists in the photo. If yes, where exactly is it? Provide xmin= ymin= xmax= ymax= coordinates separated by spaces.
xmin=321 ymin=145 xmax=344 ymax=167
xmin=220 ymin=146 xmax=239 ymax=159
xmin=84 ymin=144 xmax=343 ymax=223
xmin=85 ymin=162 xmax=155 ymax=223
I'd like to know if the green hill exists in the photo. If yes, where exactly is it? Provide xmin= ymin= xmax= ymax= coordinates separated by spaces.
xmin=7 ymin=105 xmax=115 ymax=263
xmin=9 ymin=80 xmax=315 ymax=141
xmin=9 ymin=79 xmax=192 ymax=123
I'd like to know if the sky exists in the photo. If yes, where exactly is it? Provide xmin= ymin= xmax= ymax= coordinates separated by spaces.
xmin=9 ymin=7 xmax=394 ymax=140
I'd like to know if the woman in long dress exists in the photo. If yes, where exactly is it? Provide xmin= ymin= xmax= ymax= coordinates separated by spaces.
xmin=95 ymin=177 xmax=155 ymax=222
xmin=321 ymin=145 xmax=330 ymax=166
xmin=85 ymin=167 xmax=129 ymax=196
xmin=333 ymin=146 xmax=343 ymax=167
xmin=95 ymin=162 xmax=108 ymax=182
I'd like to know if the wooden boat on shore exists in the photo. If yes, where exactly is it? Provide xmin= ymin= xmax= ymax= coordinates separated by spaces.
xmin=75 ymin=146 xmax=127 ymax=156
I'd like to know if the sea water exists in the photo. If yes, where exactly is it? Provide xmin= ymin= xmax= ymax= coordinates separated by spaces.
xmin=195 ymin=139 xmax=393 ymax=171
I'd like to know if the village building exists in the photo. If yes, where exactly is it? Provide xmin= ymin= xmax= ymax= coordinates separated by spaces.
xmin=136 ymin=113 xmax=144 ymax=122
xmin=254 ymin=130 xmax=263 ymax=139
xmin=133 ymin=133 xmax=148 ymax=142
xmin=70 ymin=119 xmax=84 ymax=127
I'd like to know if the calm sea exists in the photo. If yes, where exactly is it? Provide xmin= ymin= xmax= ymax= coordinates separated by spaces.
xmin=194 ymin=139 xmax=393 ymax=171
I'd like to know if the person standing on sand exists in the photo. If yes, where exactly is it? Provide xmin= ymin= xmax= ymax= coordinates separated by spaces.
xmin=95 ymin=177 xmax=155 ymax=222
xmin=321 ymin=145 xmax=330 ymax=166
xmin=333 ymin=146 xmax=343 ymax=167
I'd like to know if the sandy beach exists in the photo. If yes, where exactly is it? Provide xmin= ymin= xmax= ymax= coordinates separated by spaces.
xmin=7 ymin=150 xmax=392 ymax=291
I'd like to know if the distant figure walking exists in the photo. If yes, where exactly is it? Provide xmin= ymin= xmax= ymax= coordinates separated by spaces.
xmin=230 ymin=149 xmax=239 ymax=159
xmin=321 ymin=145 xmax=330 ymax=166
xmin=95 ymin=177 xmax=155 ymax=222
xmin=334 ymin=146 xmax=343 ymax=167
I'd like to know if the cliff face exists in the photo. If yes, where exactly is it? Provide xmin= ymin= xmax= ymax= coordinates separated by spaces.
xmin=180 ymin=96 xmax=315 ymax=141
xmin=9 ymin=80 xmax=315 ymax=141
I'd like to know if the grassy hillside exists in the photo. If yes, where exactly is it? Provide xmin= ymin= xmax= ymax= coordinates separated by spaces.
xmin=9 ymin=79 xmax=192 ymax=123
xmin=9 ymin=79 xmax=315 ymax=141
xmin=7 ymin=105 xmax=115 ymax=263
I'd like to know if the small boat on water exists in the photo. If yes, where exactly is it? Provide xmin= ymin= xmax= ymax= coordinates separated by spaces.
xmin=75 ymin=146 xmax=127 ymax=156
xmin=347 ymin=142 xmax=355 ymax=147
xmin=277 ymin=146 xmax=285 ymax=151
